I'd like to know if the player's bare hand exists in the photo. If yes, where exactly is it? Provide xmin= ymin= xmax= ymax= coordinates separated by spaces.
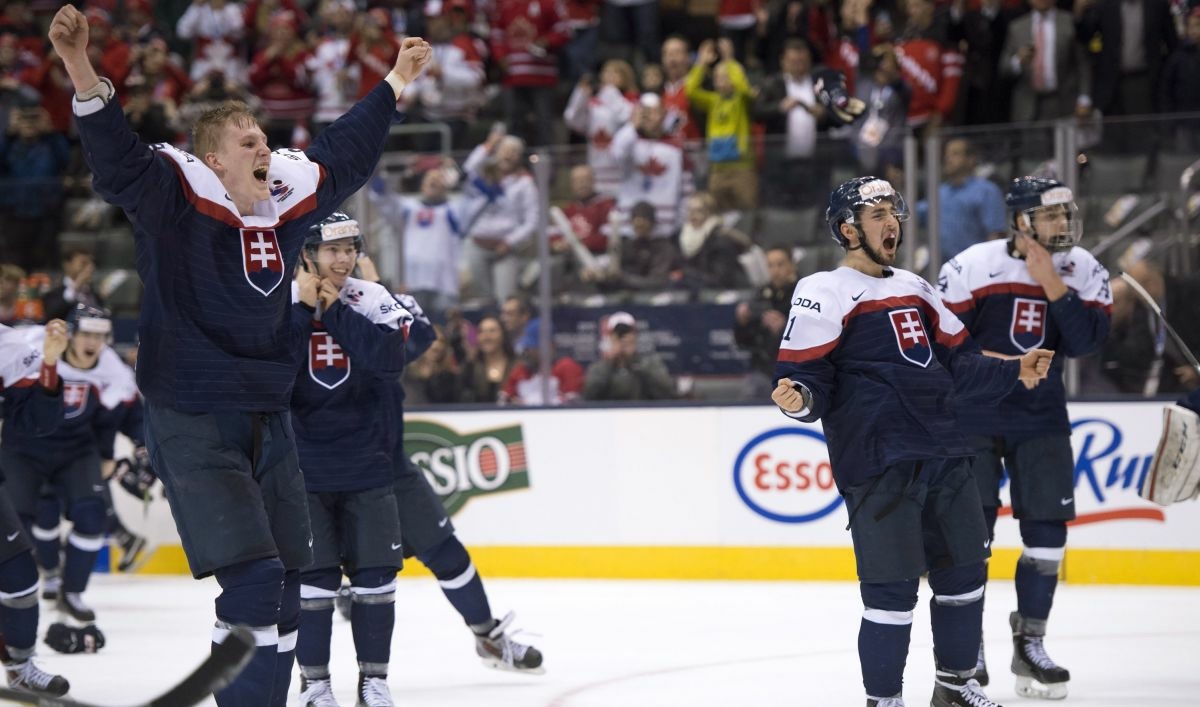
xmin=48 ymin=5 xmax=89 ymax=60
xmin=317 ymin=279 xmax=341 ymax=310
xmin=1019 ymin=233 xmax=1057 ymax=285
xmin=772 ymin=378 xmax=806 ymax=413
xmin=393 ymin=37 xmax=432 ymax=84
xmin=296 ymin=267 xmax=320 ymax=308
xmin=1017 ymin=347 xmax=1054 ymax=387
xmin=43 ymin=319 xmax=69 ymax=364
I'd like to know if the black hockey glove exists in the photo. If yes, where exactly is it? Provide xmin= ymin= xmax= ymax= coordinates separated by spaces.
xmin=44 ymin=622 xmax=106 ymax=654
xmin=114 ymin=446 xmax=157 ymax=501
xmin=813 ymin=69 xmax=866 ymax=126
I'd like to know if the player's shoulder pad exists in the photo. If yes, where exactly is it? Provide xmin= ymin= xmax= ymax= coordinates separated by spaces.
xmin=339 ymin=277 xmax=413 ymax=330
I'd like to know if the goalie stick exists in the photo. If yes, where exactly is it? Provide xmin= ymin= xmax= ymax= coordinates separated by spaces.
xmin=1119 ymin=272 xmax=1200 ymax=376
xmin=0 ymin=625 xmax=254 ymax=707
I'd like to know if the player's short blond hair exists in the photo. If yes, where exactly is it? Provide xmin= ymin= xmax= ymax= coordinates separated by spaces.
xmin=192 ymin=101 xmax=260 ymax=159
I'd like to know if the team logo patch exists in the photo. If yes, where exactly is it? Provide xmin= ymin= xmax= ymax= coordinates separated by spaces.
xmin=62 ymin=382 xmax=90 ymax=419
xmin=889 ymin=308 xmax=932 ymax=367
xmin=1010 ymin=298 xmax=1047 ymax=351
xmin=416 ymin=207 xmax=434 ymax=227
xmin=308 ymin=332 xmax=350 ymax=389
xmin=269 ymin=179 xmax=294 ymax=203
xmin=241 ymin=229 xmax=285 ymax=296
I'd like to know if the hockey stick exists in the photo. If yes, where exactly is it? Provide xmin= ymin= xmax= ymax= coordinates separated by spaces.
xmin=0 ymin=626 xmax=254 ymax=707
xmin=1118 ymin=272 xmax=1200 ymax=376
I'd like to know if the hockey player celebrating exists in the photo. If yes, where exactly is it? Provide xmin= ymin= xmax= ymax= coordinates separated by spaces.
xmin=48 ymin=4 xmax=431 ymax=704
xmin=289 ymin=213 xmax=413 ymax=707
xmin=772 ymin=177 xmax=1053 ymax=707
xmin=3 ymin=305 xmax=139 ymax=641
xmin=0 ymin=319 xmax=70 ymax=696
xmin=939 ymin=177 xmax=1111 ymax=699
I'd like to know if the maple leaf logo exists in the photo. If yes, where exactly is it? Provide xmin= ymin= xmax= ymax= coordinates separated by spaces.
xmin=592 ymin=128 xmax=612 ymax=149
xmin=637 ymin=156 xmax=667 ymax=177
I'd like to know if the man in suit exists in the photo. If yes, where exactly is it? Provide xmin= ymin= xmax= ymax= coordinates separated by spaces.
xmin=1000 ymin=0 xmax=1091 ymax=122
xmin=752 ymin=38 xmax=829 ymax=207
xmin=1077 ymin=0 xmax=1177 ymax=117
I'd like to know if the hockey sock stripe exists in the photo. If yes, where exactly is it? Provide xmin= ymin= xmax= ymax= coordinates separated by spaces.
xmin=1022 ymin=545 xmax=1066 ymax=562
xmin=358 ymin=661 xmax=389 ymax=677
xmin=67 ymin=532 xmax=105 ymax=552
xmin=438 ymin=562 xmax=477 ymax=590
xmin=0 ymin=582 xmax=39 ymax=610
xmin=933 ymin=585 xmax=985 ymax=606
xmin=350 ymin=580 xmax=397 ymax=596
xmin=351 ymin=592 xmax=395 ymax=605
xmin=277 ymin=630 xmax=297 ymax=653
xmin=300 ymin=584 xmax=338 ymax=599
xmin=30 ymin=525 xmax=60 ymax=542
xmin=214 ymin=622 xmax=278 ymax=647
xmin=300 ymin=597 xmax=335 ymax=611
xmin=862 ymin=608 xmax=913 ymax=625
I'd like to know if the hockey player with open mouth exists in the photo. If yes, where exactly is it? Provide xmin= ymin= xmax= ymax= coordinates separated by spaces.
xmin=772 ymin=177 xmax=1054 ymax=707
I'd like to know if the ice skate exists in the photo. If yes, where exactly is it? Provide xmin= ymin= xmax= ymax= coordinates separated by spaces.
xmin=356 ymin=673 xmax=394 ymax=706
xmin=867 ymin=696 xmax=906 ymax=706
xmin=1010 ymin=612 xmax=1069 ymax=699
xmin=5 ymin=657 xmax=69 ymax=696
xmin=474 ymin=611 xmax=544 ymax=674
xmin=299 ymin=675 xmax=341 ymax=707
xmin=113 ymin=527 xmax=149 ymax=573
xmin=974 ymin=641 xmax=988 ymax=686
xmin=931 ymin=669 xmax=1002 ymax=707
xmin=40 ymin=569 xmax=60 ymax=603
xmin=56 ymin=592 xmax=95 ymax=624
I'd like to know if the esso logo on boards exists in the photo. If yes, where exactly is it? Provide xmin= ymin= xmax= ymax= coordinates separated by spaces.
xmin=733 ymin=428 xmax=844 ymax=523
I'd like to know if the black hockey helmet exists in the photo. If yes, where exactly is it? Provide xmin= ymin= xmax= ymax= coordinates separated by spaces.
xmin=825 ymin=176 xmax=909 ymax=249
xmin=303 ymin=211 xmax=364 ymax=265
xmin=1005 ymin=177 xmax=1080 ymax=252
xmin=66 ymin=302 xmax=112 ymax=338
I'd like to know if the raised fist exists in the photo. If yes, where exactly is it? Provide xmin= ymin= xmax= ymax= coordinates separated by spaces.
xmin=48 ymin=6 xmax=89 ymax=62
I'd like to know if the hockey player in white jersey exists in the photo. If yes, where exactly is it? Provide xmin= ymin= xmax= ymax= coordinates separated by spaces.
xmin=938 ymin=177 xmax=1112 ymax=699
xmin=772 ymin=177 xmax=1053 ymax=707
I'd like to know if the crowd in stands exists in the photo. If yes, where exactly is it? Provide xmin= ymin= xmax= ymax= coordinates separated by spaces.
xmin=2 ymin=0 xmax=1199 ymax=404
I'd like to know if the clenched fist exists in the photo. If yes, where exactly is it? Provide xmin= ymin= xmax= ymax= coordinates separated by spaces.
xmin=48 ymin=6 xmax=89 ymax=62
xmin=43 ymin=319 xmax=69 ymax=365
xmin=772 ymin=378 xmax=807 ymax=413
xmin=1017 ymin=348 xmax=1054 ymax=388
xmin=393 ymin=37 xmax=433 ymax=84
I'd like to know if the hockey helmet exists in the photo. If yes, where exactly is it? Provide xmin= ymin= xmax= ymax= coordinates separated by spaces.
xmin=66 ymin=302 xmax=112 ymax=339
xmin=303 ymin=211 xmax=364 ymax=264
xmin=825 ymin=176 xmax=909 ymax=248
xmin=1005 ymin=177 xmax=1080 ymax=253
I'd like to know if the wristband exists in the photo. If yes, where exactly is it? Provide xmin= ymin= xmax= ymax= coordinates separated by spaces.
xmin=39 ymin=362 xmax=59 ymax=391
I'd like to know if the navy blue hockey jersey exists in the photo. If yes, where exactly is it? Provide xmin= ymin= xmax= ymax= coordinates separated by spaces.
xmin=74 ymin=81 xmax=401 ymax=413
xmin=3 ymin=326 xmax=140 ymax=458
xmin=775 ymin=266 xmax=1020 ymax=489
xmin=289 ymin=278 xmax=413 ymax=492
xmin=939 ymin=240 xmax=1111 ymax=438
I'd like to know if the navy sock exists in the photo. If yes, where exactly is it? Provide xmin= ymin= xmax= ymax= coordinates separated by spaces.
xmin=273 ymin=570 xmax=300 ymax=707
xmin=859 ymin=580 xmax=918 ymax=698
xmin=31 ymin=496 xmax=61 ymax=573
xmin=63 ymin=499 xmax=105 ymax=593
xmin=0 ymin=551 xmax=40 ymax=658
xmin=1015 ymin=554 xmax=1059 ymax=621
xmin=929 ymin=563 xmax=986 ymax=673
xmin=350 ymin=567 xmax=397 ymax=673
xmin=297 ymin=568 xmax=340 ymax=673
xmin=418 ymin=537 xmax=491 ymax=627
xmin=212 ymin=558 xmax=285 ymax=707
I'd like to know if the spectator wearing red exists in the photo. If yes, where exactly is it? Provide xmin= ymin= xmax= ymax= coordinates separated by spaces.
xmin=243 ymin=0 xmax=308 ymax=52
xmin=501 ymin=347 xmax=585 ymax=405
xmin=84 ymin=8 xmax=132 ymax=91
xmin=563 ymin=59 xmax=638 ymax=197
xmin=824 ymin=0 xmax=877 ymax=95
xmin=121 ymin=0 xmax=172 ymax=46
xmin=127 ymin=38 xmax=192 ymax=110
xmin=718 ymin=0 xmax=762 ymax=64
xmin=0 ymin=1 xmax=42 ymax=58
xmin=306 ymin=0 xmax=356 ymax=130
xmin=549 ymin=164 xmax=616 ymax=256
xmin=348 ymin=9 xmax=401 ymax=102
xmin=20 ymin=53 xmax=73 ymax=136
xmin=894 ymin=0 xmax=963 ymax=130
xmin=0 ymin=34 xmax=38 ymax=134
xmin=248 ymin=10 xmax=315 ymax=148
xmin=490 ymin=0 xmax=571 ymax=146
xmin=659 ymin=34 xmax=700 ymax=143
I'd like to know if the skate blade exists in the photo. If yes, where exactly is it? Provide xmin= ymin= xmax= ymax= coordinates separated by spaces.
xmin=1015 ymin=675 xmax=1068 ymax=700
xmin=479 ymin=656 xmax=546 ymax=676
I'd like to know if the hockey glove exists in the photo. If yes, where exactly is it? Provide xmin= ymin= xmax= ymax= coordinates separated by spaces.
xmin=114 ymin=446 xmax=157 ymax=501
xmin=1140 ymin=404 xmax=1200 ymax=505
xmin=44 ymin=623 xmax=106 ymax=654
xmin=813 ymin=69 xmax=866 ymax=126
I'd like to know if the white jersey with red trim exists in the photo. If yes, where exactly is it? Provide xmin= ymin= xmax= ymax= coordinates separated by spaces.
xmin=563 ymin=84 xmax=636 ymax=197
xmin=610 ymin=122 xmax=691 ymax=238
xmin=0 ymin=324 xmax=42 ymax=389
xmin=774 ymin=265 xmax=1019 ymax=488
xmin=939 ymin=239 xmax=1111 ymax=437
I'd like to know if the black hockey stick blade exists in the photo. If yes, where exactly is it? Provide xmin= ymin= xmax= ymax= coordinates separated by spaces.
xmin=0 ymin=625 xmax=255 ymax=707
